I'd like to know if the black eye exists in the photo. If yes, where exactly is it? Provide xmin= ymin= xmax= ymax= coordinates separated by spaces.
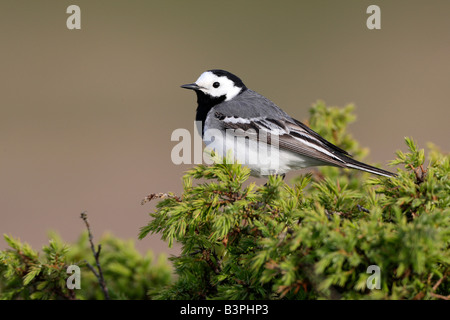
xmin=213 ymin=82 xmax=220 ymax=88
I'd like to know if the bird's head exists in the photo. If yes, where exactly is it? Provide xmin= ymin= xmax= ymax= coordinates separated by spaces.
xmin=181 ymin=69 xmax=247 ymax=102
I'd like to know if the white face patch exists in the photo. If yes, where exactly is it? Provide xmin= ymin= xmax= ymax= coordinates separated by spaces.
xmin=195 ymin=71 xmax=242 ymax=101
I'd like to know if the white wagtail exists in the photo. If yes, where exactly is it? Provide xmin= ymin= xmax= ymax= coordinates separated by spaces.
xmin=181 ymin=69 xmax=396 ymax=178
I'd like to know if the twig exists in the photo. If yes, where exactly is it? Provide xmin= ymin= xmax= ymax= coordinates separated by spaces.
xmin=408 ymin=164 xmax=427 ymax=184
xmin=428 ymin=274 xmax=448 ymax=300
xmin=432 ymin=275 xmax=446 ymax=291
xmin=188 ymin=249 xmax=203 ymax=256
xmin=429 ymin=292 xmax=449 ymax=300
xmin=141 ymin=192 xmax=181 ymax=205
xmin=357 ymin=204 xmax=370 ymax=213
xmin=80 ymin=211 xmax=110 ymax=300
xmin=211 ymin=250 xmax=222 ymax=273
xmin=202 ymin=249 xmax=220 ymax=275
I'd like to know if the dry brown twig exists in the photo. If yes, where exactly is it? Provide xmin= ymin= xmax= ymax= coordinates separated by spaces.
xmin=141 ymin=192 xmax=181 ymax=205
xmin=408 ymin=164 xmax=427 ymax=184
xmin=80 ymin=211 xmax=110 ymax=300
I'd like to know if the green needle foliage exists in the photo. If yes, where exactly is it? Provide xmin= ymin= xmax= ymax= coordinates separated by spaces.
xmin=139 ymin=102 xmax=449 ymax=300
xmin=0 ymin=232 xmax=172 ymax=300
xmin=1 ymin=102 xmax=448 ymax=300
xmin=0 ymin=235 xmax=73 ymax=300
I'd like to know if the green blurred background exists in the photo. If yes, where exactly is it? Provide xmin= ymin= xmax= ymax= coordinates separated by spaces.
xmin=1 ymin=0 xmax=449 ymax=256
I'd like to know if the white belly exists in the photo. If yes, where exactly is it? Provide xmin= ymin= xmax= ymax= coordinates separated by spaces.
xmin=203 ymin=130 xmax=322 ymax=177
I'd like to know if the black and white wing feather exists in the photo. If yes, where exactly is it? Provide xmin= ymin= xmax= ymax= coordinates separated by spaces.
xmin=210 ymin=90 xmax=396 ymax=177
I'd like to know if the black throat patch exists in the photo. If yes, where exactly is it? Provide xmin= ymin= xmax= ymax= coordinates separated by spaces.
xmin=195 ymin=90 xmax=227 ymax=135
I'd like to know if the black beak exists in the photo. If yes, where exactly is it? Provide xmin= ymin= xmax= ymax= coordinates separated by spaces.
xmin=181 ymin=83 xmax=201 ymax=90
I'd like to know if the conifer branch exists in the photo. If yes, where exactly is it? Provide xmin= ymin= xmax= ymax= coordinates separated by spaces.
xmin=136 ymin=104 xmax=450 ymax=300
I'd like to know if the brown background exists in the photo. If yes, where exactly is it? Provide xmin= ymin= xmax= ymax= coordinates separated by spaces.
xmin=1 ymin=1 xmax=449 ymax=258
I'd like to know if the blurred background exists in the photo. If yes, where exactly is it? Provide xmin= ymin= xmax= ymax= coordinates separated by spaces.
xmin=1 ymin=0 xmax=449 ymax=257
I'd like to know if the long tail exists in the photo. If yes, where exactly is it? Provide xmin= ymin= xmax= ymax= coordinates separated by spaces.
xmin=343 ymin=156 xmax=397 ymax=178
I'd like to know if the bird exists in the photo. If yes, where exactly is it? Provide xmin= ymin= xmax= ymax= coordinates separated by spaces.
xmin=181 ymin=69 xmax=396 ymax=178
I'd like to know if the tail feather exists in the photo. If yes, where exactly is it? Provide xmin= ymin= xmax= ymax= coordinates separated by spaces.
xmin=343 ymin=157 xmax=397 ymax=178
